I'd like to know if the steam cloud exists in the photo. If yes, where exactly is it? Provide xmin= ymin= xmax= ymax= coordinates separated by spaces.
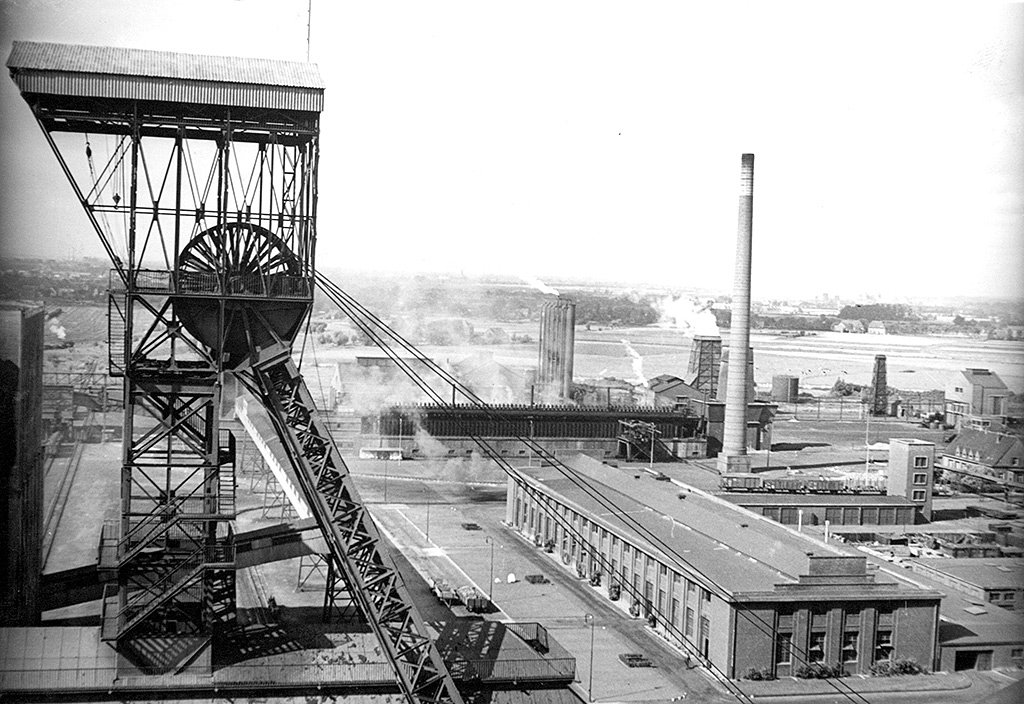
xmin=48 ymin=319 xmax=67 ymax=340
xmin=520 ymin=274 xmax=559 ymax=296
xmin=621 ymin=339 xmax=649 ymax=388
xmin=658 ymin=296 xmax=720 ymax=337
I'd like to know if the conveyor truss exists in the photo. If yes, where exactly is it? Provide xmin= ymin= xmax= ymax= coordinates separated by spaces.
xmin=236 ymin=344 xmax=463 ymax=704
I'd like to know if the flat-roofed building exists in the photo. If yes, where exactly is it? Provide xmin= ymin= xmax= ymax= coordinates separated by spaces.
xmin=888 ymin=439 xmax=935 ymax=522
xmin=724 ymin=493 xmax=919 ymax=527
xmin=903 ymin=558 xmax=1024 ymax=671
xmin=505 ymin=455 xmax=942 ymax=678
xmin=909 ymin=558 xmax=1024 ymax=613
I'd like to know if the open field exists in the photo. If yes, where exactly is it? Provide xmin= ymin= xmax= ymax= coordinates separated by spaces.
xmin=301 ymin=323 xmax=1024 ymax=403
xmin=46 ymin=305 xmax=1024 ymax=399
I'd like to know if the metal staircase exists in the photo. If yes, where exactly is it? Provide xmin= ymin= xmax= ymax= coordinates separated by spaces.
xmin=102 ymin=543 xmax=234 ymax=641
xmin=107 ymin=290 xmax=127 ymax=377
xmin=242 ymin=345 xmax=464 ymax=704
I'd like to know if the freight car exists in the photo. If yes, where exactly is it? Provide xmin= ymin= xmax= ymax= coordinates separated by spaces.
xmin=720 ymin=473 xmax=886 ymax=494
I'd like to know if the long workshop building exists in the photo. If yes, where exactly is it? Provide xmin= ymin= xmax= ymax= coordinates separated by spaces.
xmin=506 ymin=455 xmax=943 ymax=679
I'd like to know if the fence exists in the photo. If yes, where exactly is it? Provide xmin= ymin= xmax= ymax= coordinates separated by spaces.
xmin=774 ymin=398 xmax=945 ymax=421
xmin=774 ymin=399 xmax=867 ymax=421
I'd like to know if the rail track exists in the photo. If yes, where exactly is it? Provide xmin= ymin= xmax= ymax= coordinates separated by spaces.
xmin=42 ymin=441 xmax=84 ymax=570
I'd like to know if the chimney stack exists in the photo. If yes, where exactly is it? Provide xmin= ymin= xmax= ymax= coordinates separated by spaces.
xmin=719 ymin=153 xmax=755 ymax=474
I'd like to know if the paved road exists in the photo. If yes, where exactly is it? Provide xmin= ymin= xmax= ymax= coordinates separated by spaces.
xmin=371 ymin=495 xmax=733 ymax=703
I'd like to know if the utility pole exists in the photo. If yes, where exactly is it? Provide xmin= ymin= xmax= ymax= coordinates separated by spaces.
xmin=650 ymin=426 xmax=655 ymax=471
xmin=485 ymin=537 xmax=495 ymax=601
xmin=584 ymin=613 xmax=596 ymax=702
xmin=864 ymin=406 xmax=870 ymax=475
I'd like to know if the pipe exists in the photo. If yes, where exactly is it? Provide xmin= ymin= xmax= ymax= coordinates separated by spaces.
xmin=563 ymin=299 xmax=576 ymax=398
xmin=538 ymin=304 xmax=550 ymax=384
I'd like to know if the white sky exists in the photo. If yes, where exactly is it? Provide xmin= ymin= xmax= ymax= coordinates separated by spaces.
xmin=0 ymin=0 xmax=1021 ymax=300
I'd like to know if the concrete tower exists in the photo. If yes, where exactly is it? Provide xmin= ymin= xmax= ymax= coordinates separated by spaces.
xmin=537 ymin=297 xmax=576 ymax=400
xmin=719 ymin=154 xmax=755 ymax=474
xmin=0 ymin=302 xmax=44 ymax=625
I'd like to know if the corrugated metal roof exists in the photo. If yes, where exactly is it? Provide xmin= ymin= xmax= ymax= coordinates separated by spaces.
xmin=8 ymin=41 xmax=323 ymax=89
xmin=7 ymin=41 xmax=323 ymax=112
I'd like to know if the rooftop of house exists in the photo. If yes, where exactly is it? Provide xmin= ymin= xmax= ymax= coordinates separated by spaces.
xmin=957 ymin=368 xmax=1009 ymax=391
xmin=647 ymin=374 xmax=687 ymax=395
xmin=944 ymin=428 xmax=1024 ymax=467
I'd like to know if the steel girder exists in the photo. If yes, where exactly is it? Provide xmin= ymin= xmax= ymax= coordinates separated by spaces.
xmin=241 ymin=348 xmax=464 ymax=704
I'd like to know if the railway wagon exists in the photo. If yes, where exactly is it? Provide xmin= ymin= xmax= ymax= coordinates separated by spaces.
xmin=720 ymin=473 xmax=763 ymax=491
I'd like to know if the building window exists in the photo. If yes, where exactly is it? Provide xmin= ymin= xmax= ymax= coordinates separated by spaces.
xmin=913 ymin=473 xmax=927 ymax=485
xmin=914 ymin=456 xmax=928 ymax=468
xmin=1012 ymin=648 xmax=1023 ymax=660
xmin=954 ymin=386 xmax=963 ymax=393
xmin=990 ymin=591 xmax=1015 ymax=608
xmin=672 ymin=597 xmax=680 ymax=628
xmin=775 ymin=632 xmax=792 ymax=665
xmin=874 ymin=630 xmax=893 ymax=662
xmin=1013 ymin=458 xmax=1020 ymax=467
xmin=808 ymin=632 xmax=826 ymax=663
xmin=702 ymin=588 xmax=712 ymax=603
xmin=842 ymin=631 xmax=859 ymax=663
xmin=912 ymin=490 xmax=926 ymax=501
xmin=685 ymin=607 xmax=694 ymax=638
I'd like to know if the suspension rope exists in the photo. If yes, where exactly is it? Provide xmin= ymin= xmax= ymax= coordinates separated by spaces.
xmin=314 ymin=271 xmax=875 ymax=704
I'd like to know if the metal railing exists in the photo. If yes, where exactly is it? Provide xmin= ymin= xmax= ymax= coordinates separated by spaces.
xmin=127 ymin=269 xmax=310 ymax=297
xmin=108 ymin=268 xmax=312 ymax=299
xmin=0 ymin=654 xmax=576 ymax=694
xmin=507 ymin=622 xmax=550 ymax=652
xmin=447 ymin=655 xmax=576 ymax=683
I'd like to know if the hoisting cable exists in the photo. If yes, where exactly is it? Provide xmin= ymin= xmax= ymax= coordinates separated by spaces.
xmin=314 ymin=276 xmax=755 ymax=704
xmin=315 ymin=272 xmax=876 ymax=704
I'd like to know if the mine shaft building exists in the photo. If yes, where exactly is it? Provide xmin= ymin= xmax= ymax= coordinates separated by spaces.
xmin=506 ymin=455 xmax=942 ymax=678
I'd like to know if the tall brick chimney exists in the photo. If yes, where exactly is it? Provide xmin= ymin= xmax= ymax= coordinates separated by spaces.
xmin=719 ymin=154 xmax=755 ymax=474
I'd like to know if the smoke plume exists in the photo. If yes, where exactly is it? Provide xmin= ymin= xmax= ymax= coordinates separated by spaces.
xmin=621 ymin=339 xmax=649 ymax=388
xmin=48 ymin=319 xmax=67 ymax=340
xmin=658 ymin=296 xmax=720 ymax=337
xmin=520 ymin=274 xmax=559 ymax=296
